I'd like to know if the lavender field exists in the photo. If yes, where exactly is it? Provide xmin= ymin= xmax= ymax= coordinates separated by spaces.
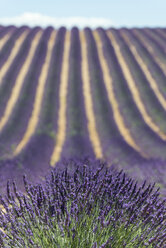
xmin=0 ymin=25 xmax=165 ymax=198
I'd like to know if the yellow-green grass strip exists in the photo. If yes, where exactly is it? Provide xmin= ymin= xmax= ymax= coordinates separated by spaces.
xmin=0 ymin=30 xmax=29 ymax=86
xmin=0 ymin=30 xmax=14 ymax=51
xmin=50 ymin=31 xmax=71 ymax=167
xmin=13 ymin=30 xmax=56 ymax=156
xmin=93 ymin=30 xmax=147 ymax=159
xmin=133 ymin=29 xmax=166 ymax=78
xmin=121 ymin=30 xmax=166 ymax=113
xmin=78 ymin=31 xmax=103 ymax=160
xmin=107 ymin=30 xmax=166 ymax=141
xmin=0 ymin=30 xmax=43 ymax=133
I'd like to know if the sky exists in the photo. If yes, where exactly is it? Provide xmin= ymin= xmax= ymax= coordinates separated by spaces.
xmin=0 ymin=0 xmax=165 ymax=28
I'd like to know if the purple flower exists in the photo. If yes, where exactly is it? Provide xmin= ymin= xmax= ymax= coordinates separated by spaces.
xmin=0 ymin=157 xmax=165 ymax=247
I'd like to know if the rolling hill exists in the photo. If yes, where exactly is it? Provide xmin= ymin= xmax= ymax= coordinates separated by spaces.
xmin=0 ymin=25 xmax=165 ymax=196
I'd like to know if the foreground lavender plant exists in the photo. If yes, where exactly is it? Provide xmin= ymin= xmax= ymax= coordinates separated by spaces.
xmin=0 ymin=158 xmax=165 ymax=247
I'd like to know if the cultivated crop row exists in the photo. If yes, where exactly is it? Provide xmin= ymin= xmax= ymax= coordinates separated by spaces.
xmin=0 ymin=26 xmax=166 ymax=195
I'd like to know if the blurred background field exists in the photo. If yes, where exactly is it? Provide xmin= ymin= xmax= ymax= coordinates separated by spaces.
xmin=0 ymin=0 xmax=165 ymax=199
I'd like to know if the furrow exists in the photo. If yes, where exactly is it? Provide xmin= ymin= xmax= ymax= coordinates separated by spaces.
xmin=61 ymin=27 xmax=95 ymax=159
xmin=93 ymin=30 xmax=147 ymax=159
xmin=155 ymin=28 xmax=166 ymax=41
xmin=13 ymin=30 xmax=56 ymax=156
xmin=50 ymin=31 xmax=70 ymax=166
xmin=133 ymin=29 xmax=166 ymax=76
xmin=143 ymin=29 xmax=166 ymax=52
xmin=120 ymin=30 xmax=166 ymax=113
xmin=0 ymin=27 xmax=52 ymax=161
xmin=79 ymin=30 xmax=103 ymax=160
xmin=119 ymin=29 xmax=166 ymax=135
xmin=0 ymin=30 xmax=43 ymax=133
xmin=0 ymin=30 xmax=14 ymax=51
xmin=107 ymin=30 xmax=166 ymax=141
xmin=17 ymin=28 xmax=66 ymax=172
xmin=97 ymin=28 xmax=166 ymax=161
xmin=139 ymin=28 xmax=166 ymax=55
xmin=0 ymin=29 xmax=29 ymax=85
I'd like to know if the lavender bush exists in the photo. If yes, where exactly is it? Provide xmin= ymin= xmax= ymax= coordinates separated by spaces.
xmin=0 ymin=157 xmax=165 ymax=247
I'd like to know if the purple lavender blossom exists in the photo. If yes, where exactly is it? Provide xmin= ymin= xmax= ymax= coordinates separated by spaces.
xmin=0 ymin=157 xmax=165 ymax=247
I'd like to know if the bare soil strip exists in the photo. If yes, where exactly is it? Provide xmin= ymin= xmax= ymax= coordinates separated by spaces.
xmin=121 ymin=30 xmax=166 ymax=112
xmin=133 ymin=29 xmax=166 ymax=78
xmin=0 ymin=31 xmax=43 ymax=133
xmin=94 ymin=31 xmax=147 ymax=159
xmin=0 ymin=31 xmax=14 ymax=51
xmin=79 ymin=31 xmax=103 ymax=159
xmin=0 ymin=30 xmax=29 ymax=86
xmin=143 ymin=29 xmax=166 ymax=51
xmin=155 ymin=29 xmax=166 ymax=40
xmin=107 ymin=31 xmax=166 ymax=141
xmin=13 ymin=30 xmax=56 ymax=156
xmin=50 ymin=31 xmax=70 ymax=166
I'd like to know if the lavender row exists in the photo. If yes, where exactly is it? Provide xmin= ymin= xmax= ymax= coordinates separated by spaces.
xmin=62 ymin=27 xmax=95 ymax=160
xmin=13 ymin=27 xmax=67 ymax=188
xmin=0 ymin=26 xmax=16 ymax=39
xmin=132 ymin=29 xmax=166 ymax=71
xmin=111 ymin=28 xmax=166 ymax=125
xmin=97 ymin=29 xmax=165 ymax=159
xmin=154 ymin=28 xmax=166 ymax=43
xmin=0 ymin=27 xmax=54 ymax=195
xmin=123 ymin=28 xmax=166 ymax=110
xmin=142 ymin=28 xmax=166 ymax=54
xmin=0 ymin=26 xmax=31 ymax=137
xmin=108 ymin=29 xmax=166 ymax=157
xmin=0 ymin=26 xmax=42 ymax=158
xmin=84 ymin=28 xmax=145 ymax=166
xmin=102 ymin=28 xmax=166 ymax=190
xmin=0 ymin=26 xmax=29 ymax=69
xmin=97 ymin=28 xmax=155 ymax=159
xmin=0 ymin=26 xmax=166 ymax=197
xmin=120 ymin=28 xmax=166 ymax=137
xmin=0 ymin=27 xmax=41 ymax=135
